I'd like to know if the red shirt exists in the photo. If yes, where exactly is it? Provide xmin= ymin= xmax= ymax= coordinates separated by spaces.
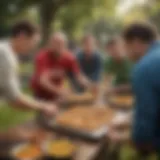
xmin=31 ymin=49 xmax=80 ymax=100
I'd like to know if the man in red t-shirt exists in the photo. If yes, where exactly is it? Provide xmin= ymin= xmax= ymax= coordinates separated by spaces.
xmin=31 ymin=32 xmax=90 ymax=101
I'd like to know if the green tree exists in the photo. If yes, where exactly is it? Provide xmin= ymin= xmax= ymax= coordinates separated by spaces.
xmin=0 ymin=0 xmax=119 ymax=42
xmin=57 ymin=0 xmax=118 ymax=39
xmin=0 ymin=0 xmax=70 ymax=40
xmin=19 ymin=0 xmax=118 ymax=42
xmin=121 ymin=0 xmax=160 ymax=26
xmin=0 ymin=1 xmax=21 ymax=37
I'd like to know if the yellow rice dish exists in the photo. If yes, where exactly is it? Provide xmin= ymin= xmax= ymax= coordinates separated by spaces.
xmin=14 ymin=144 xmax=41 ymax=159
xmin=48 ymin=139 xmax=75 ymax=158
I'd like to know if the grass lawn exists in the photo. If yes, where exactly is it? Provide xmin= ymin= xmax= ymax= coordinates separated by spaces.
xmin=0 ymin=62 xmax=37 ymax=130
xmin=0 ymin=86 xmax=35 ymax=131
xmin=0 ymin=102 xmax=35 ymax=130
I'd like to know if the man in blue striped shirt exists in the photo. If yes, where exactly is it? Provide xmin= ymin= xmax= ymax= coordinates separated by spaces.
xmin=123 ymin=22 xmax=160 ymax=154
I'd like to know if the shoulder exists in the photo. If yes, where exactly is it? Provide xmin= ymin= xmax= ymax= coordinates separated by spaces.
xmin=0 ymin=41 xmax=15 ymax=64
xmin=0 ymin=42 xmax=16 ymax=70
xmin=0 ymin=41 xmax=11 ymax=56
xmin=138 ymin=51 xmax=160 ymax=71
xmin=133 ymin=51 xmax=160 ymax=81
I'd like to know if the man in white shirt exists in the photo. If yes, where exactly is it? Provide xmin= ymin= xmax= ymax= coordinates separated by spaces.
xmin=0 ymin=21 xmax=57 ymax=141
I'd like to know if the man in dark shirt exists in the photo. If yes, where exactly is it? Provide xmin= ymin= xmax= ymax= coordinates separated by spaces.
xmin=32 ymin=33 xmax=90 ymax=101
xmin=70 ymin=35 xmax=103 ymax=98
xmin=123 ymin=22 xmax=160 ymax=154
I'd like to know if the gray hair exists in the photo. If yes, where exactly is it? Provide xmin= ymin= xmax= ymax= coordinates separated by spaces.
xmin=50 ymin=32 xmax=68 ymax=44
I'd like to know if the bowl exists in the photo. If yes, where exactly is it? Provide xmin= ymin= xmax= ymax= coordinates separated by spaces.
xmin=45 ymin=139 xmax=75 ymax=160
xmin=12 ymin=143 xmax=42 ymax=160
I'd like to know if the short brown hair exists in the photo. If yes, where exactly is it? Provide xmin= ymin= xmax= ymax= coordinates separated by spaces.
xmin=123 ymin=22 xmax=158 ymax=43
xmin=11 ymin=21 xmax=38 ymax=37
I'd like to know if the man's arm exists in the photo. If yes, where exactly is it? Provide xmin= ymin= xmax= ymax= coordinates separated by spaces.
xmin=75 ymin=73 xmax=91 ymax=89
xmin=132 ymin=68 xmax=159 ymax=151
xmin=12 ymin=94 xmax=56 ymax=115
xmin=39 ymin=70 xmax=63 ymax=96
xmin=34 ymin=53 xmax=66 ymax=97
xmin=0 ymin=53 xmax=57 ymax=116
xmin=68 ymin=55 xmax=91 ymax=90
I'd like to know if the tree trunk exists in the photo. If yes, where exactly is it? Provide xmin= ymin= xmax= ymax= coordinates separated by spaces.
xmin=39 ymin=0 xmax=71 ymax=45
xmin=39 ymin=1 xmax=58 ymax=44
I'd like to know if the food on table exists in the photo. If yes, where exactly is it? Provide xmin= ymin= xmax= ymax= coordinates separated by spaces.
xmin=47 ymin=139 xmax=75 ymax=158
xmin=111 ymin=112 xmax=132 ymax=130
xmin=56 ymin=106 xmax=115 ymax=131
xmin=109 ymin=95 xmax=133 ymax=107
xmin=14 ymin=144 xmax=42 ymax=159
xmin=67 ymin=92 xmax=94 ymax=103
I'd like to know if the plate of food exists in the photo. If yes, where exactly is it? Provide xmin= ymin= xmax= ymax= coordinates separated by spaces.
xmin=41 ymin=139 xmax=76 ymax=160
xmin=45 ymin=106 xmax=115 ymax=142
xmin=12 ymin=143 xmax=43 ymax=160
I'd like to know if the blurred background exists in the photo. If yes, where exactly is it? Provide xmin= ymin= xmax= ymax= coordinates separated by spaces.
xmin=0 ymin=0 xmax=158 ymax=131
xmin=0 ymin=0 xmax=159 ymax=159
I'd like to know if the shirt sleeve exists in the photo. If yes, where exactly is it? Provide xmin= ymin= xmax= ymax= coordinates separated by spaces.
xmin=90 ymin=54 xmax=103 ymax=82
xmin=68 ymin=55 xmax=80 ymax=75
xmin=0 ymin=51 xmax=21 ymax=101
xmin=132 ymin=66 xmax=159 ymax=149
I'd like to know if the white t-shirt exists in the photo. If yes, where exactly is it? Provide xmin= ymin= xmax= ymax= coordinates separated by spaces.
xmin=0 ymin=41 xmax=21 ymax=101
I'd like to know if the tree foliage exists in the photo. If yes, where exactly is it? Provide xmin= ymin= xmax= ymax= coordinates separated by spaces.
xmin=122 ymin=0 xmax=160 ymax=30
xmin=0 ymin=0 xmax=119 ymax=41
xmin=57 ymin=0 xmax=118 ymax=39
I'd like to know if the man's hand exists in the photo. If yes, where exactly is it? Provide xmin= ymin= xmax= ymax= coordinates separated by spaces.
xmin=13 ymin=95 xmax=58 ymax=116
xmin=76 ymin=73 xmax=92 ymax=90
xmin=40 ymin=103 xmax=58 ymax=117
xmin=57 ymin=88 xmax=72 ymax=100
xmin=57 ymin=88 xmax=70 ymax=97
xmin=107 ymin=112 xmax=132 ymax=144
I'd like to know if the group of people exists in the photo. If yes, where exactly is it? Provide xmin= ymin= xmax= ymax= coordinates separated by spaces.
xmin=31 ymin=30 xmax=131 ymax=104
xmin=1 ymin=20 xmax=160 ymax=157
